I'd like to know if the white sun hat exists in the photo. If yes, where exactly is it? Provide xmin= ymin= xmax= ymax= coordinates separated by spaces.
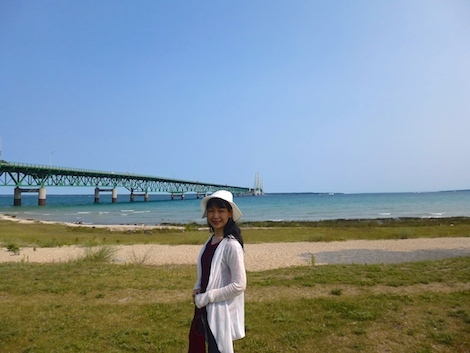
xmin=200 ymin=190 xmax=242 ymax=222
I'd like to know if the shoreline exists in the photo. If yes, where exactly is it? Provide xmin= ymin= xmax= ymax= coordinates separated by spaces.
xmin=1 ymin=213 xmax=469 ymax=271
xmin=2 ymin=213 xmax=470 ymax=231
xmin=0 ymin=213 xmax=185 ymax=231
xmin=2 ymin=191 xmax=469 ymax=227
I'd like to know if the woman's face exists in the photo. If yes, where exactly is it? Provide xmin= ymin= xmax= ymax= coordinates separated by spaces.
xmin=207 ymin=204 xmax=233 ymax=232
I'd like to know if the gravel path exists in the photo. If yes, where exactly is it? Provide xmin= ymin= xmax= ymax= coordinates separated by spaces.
xmin=1 ymin=237 xmax=469 ymax=271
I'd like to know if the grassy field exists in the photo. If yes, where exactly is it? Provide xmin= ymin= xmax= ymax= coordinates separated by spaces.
xmin=1 ymin=216 xmax=470 ymax=248
xmin=0 ymin=218 xmax=469 ymax=352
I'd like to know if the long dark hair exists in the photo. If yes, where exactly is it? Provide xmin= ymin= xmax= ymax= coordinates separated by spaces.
xmin=206 ymin=198 xmax=244 ymax=248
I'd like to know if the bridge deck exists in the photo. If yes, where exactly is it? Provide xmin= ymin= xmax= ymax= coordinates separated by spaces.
xmin=0 ymin=161 xmax=251 ymax=205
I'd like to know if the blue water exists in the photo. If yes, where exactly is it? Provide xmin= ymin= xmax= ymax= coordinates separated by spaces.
xmin=0 ymin=191 xmax=469 ymax=225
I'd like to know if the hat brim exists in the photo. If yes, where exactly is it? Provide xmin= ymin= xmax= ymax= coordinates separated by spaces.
xmin=201 ymin=195 xmax=242 ymax=222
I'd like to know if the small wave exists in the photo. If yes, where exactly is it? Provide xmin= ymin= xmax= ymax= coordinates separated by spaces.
xmin=121 ymin=209 xmax=134 ymax=212
xmin=133 ymin=210 xmax=151 ymax=214
xmin=421 ymin=212 xmax=446 ymax=219
xmin=378 ymin=213 xmax=391 ymax=216
xmin=77 ymin=212 xmax=90 ymax=214
xmin=98 ymin=212 xmax=109 ymax=215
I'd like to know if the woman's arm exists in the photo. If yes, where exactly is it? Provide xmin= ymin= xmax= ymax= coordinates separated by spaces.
xmin=195 ymin=241 xmax=246 ymax=308
xmin=192 ymin=239 xmax=207 ymax=299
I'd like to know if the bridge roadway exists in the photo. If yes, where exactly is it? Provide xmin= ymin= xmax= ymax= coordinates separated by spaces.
xmin=0 ymin=161 xmax=251 ymax=206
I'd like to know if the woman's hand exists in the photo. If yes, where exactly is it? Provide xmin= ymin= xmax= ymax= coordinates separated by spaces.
xmin=192 ymin=288 xmax=201 ymax=300
xmin=194 ymin=291 xmax=212 ymax=309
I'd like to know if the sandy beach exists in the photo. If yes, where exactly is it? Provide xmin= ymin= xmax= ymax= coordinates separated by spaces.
xmin=1 ymin=238 xmax=469 ymax=272
xmin=2 ymin=214 xmax=469 ymax=271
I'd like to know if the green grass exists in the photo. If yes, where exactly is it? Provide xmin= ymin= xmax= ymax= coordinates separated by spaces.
xmin=79 ymin=245 xmax=119 ymax=263
xmin=0 ymin=218 xmax=469 ymax=352
xmin=0 ymin=257 xmax=469 ymax=352
xmin=1 ymin=217 xmax=470 ymax=248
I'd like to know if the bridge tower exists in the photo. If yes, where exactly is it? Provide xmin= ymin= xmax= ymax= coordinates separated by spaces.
xmin=253 ymin=172 xmax=264 ymax=196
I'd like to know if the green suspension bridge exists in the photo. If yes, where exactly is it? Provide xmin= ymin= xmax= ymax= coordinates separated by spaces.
xmin=0 ymin=161 xmax=252 ymax=206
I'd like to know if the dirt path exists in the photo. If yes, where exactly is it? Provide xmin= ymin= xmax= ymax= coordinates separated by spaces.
xmin=1 ymin=237 xmax=469 ymax=271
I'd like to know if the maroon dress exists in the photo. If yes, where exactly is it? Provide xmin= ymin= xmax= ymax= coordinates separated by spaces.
xmin=189 ymin=237 xmax=221 ymax=353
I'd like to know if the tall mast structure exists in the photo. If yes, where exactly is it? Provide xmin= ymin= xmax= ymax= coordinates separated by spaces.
xmin=253 ymin=172 xmax=264 ymax=195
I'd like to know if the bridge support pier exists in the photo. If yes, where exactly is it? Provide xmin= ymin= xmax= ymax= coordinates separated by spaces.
xmin=14 ymin=187 xmax=21 ymax=206
xmin=38 ymin=187 xmax=46 ymax=206
xmin=94 ymin=187 xmax=116 ymax=203
xmin=130 ymin=192 xmax=148 ymax=202
xmin=13 ymin=187 xmax=47 ymax=206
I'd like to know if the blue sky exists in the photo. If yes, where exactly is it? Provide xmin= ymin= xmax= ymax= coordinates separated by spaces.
xmin=1 ymin=0 xmax=469 ymax=193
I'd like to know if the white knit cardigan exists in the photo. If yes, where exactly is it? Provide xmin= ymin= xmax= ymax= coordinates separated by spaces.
xmin=194 ymin=235 xmax=246 ymax=353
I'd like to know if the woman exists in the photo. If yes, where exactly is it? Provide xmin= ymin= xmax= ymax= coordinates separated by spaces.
xmin=189 ymin=190 xmax=246 ymax=353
